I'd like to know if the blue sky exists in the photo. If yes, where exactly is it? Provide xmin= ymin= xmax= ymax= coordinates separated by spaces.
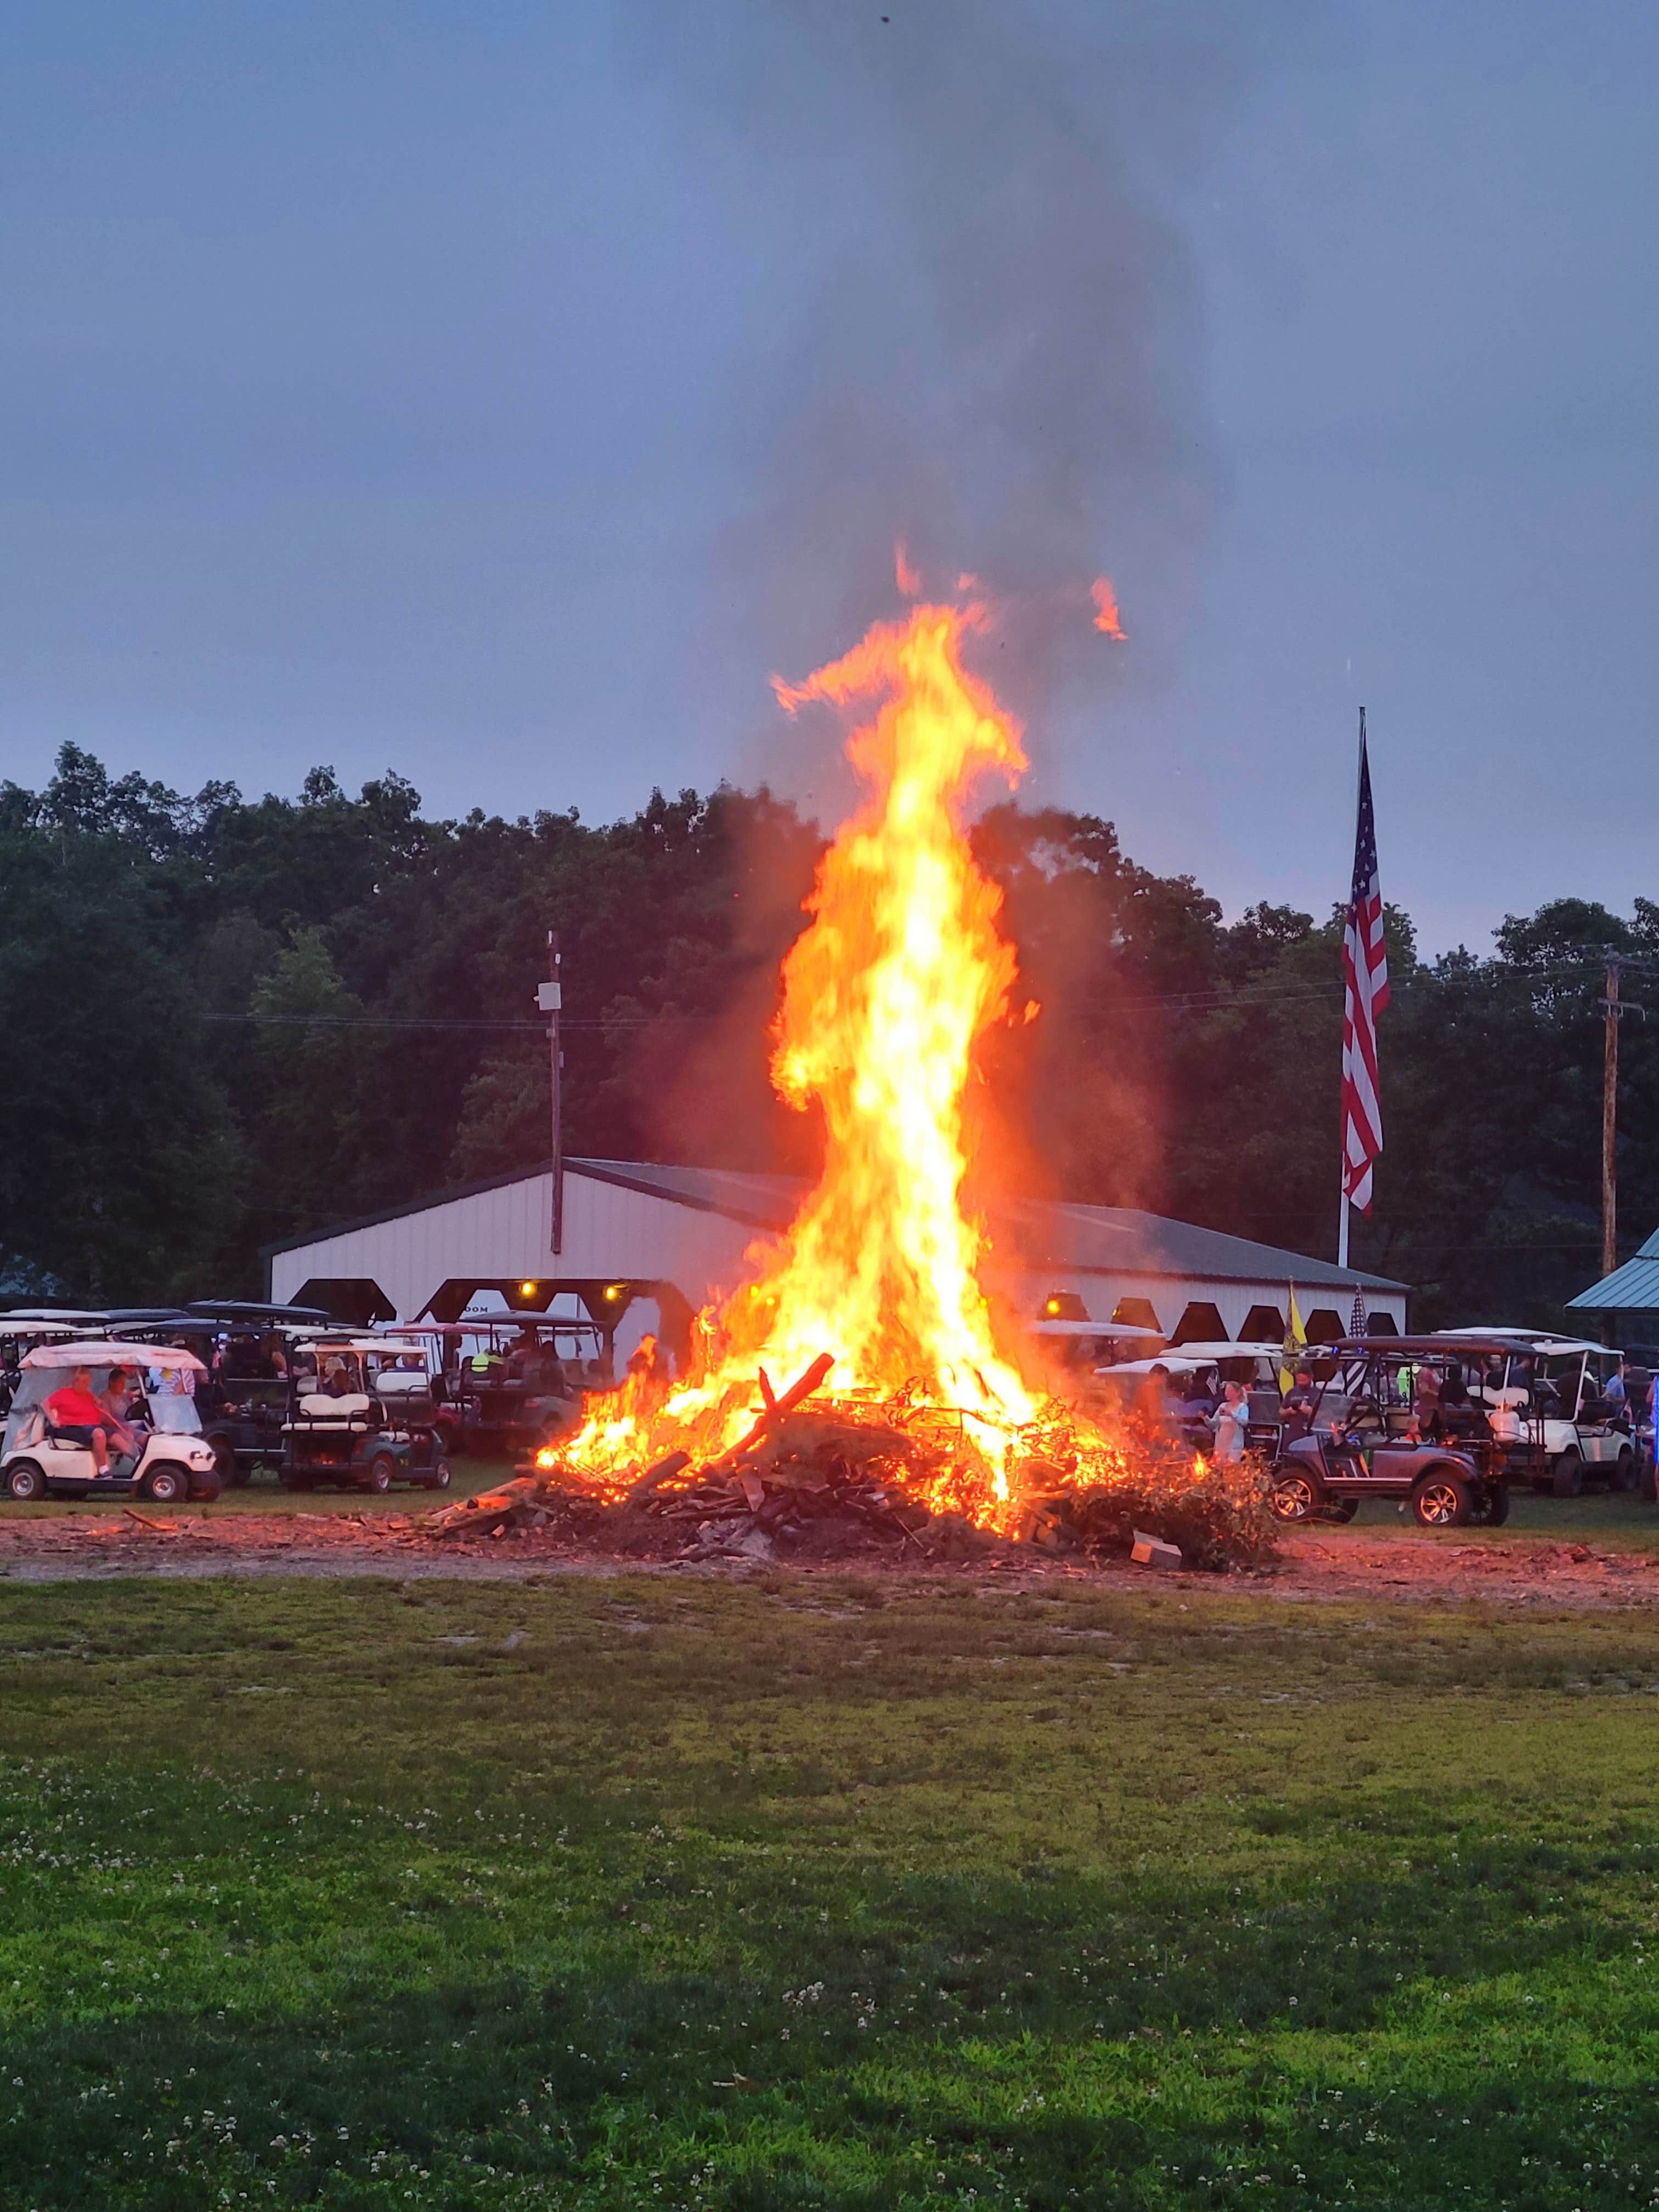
xmin=3 ymin=1 xmax=1655 ymax=953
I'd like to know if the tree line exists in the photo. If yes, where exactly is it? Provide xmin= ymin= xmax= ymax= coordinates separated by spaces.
xmin=3 ymin=742 xmax=1652 ymax=1329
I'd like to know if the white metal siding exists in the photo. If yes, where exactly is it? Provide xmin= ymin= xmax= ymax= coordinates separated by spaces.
xmin=996 ymin=1266 xmax=1405 ymax=1338
xmin=271 ymin=1168 xmax=1406 ymax=1337
xmin=270 ymin=1169 xmax=762 ymax=1323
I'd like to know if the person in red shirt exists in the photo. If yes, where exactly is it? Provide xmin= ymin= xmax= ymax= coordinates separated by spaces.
xmin=45 ymin=1367 xmax=117 ymax=1473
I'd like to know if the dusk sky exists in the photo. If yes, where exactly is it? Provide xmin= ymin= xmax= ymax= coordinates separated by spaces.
xmin=5 ymin=0 xmax=1656 ymax=956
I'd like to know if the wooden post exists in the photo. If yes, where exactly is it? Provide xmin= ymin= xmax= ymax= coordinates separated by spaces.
xmin=548 ymin=933 xmax=563 ymax=1257
xmin=1602 ymin=955 xmax=1620 ymax=1282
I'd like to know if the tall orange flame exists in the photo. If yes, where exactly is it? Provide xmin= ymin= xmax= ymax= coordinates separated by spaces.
xmin=551 ymin=599 xmax=1136 ymax=1526
xmin=754 ymin=601 xmax=1032 ymax=1415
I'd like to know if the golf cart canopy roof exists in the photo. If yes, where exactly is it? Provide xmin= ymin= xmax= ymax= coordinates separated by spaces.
xmin=1 ymin=1307 xmax=109 ymax=1324
xmin=185 ymin=1301 xmax=334 ymax=1325
xmin=311 ymin=1336 xmax=430 ymax=1357
xmin=20 ymin=1340 xmax=207 ymax=1373
xmin=1027 ymin=1318 xmax=1162 ymax=1341
xmin=1425 ymin=1328 xmax=1609 ymax=1358
xmin=1096 ymin=1343 xmax=1285 ymax=1378
xmin=1325 ymin=1335 xmax=1581 ymax=1362
xmin=1 ymin=1317 xmax=113 ymax=1341
xmin=1159 ymin=1341 xmax=1285 ymax=1364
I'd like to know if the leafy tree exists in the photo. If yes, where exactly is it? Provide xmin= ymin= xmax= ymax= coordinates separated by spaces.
xmin=0 ymin=740 xmax=1649 ymax=1331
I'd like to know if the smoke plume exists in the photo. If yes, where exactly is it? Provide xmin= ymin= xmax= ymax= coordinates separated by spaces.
xmin=625 ymin=0 xmax=1246 ymax=779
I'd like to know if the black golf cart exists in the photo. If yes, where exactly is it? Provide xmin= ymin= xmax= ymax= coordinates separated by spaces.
xmin=1268 ymin=1336 xmax=1513 ymax=1529
xmin=279 ymin=1339 xmax=452 ymax=1494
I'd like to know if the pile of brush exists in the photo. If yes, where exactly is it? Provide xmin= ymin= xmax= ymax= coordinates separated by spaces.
xmin=420 ymin=1352 xmax=1277 ymax=1571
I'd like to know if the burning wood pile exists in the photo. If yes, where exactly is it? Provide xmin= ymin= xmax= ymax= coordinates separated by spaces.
xmin=426 ymin=596 xmax=1275 ymax=1575
xmin=425 ymin=1355 xmax=1273 ymax=1572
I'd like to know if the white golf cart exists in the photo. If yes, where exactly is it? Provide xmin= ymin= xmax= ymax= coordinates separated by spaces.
xmin=1092 ymin=1342 xmax=1292 ymax=1454
xmin=1 ymin=1341 xmax=222 ymax=1504
xmin=1427 ymin=1329 xmax=1636 ymax=1494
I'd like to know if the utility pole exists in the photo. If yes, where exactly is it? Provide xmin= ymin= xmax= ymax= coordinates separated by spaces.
xmin=1599 ymin=953 xmax=1623 ymax=1283
xmin=535 ymin=934 xmax=563 ymax=1256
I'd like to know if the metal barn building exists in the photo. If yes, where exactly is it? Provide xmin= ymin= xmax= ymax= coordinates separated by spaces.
xmin=263 ymin=1156 xmax=1407 ymax=1355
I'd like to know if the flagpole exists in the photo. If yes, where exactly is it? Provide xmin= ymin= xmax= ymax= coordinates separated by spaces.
xmin=1336 ymin=707 xmax=1366 ymax=1269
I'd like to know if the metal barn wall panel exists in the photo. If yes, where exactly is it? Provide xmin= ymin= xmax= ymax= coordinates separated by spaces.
xmin=996 ymin=1268 xmax=1405 ymax=1339
xmin=268 ymin=1158 xmax=1408 ymax=1337
xmin=269 ymin=1169 xmax=760 ymax=1323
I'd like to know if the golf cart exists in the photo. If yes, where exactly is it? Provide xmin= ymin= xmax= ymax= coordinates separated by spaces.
xmin=1025 ymin=1316 xmax=1163 ymax=1401
xmin=109 ymin=1309 xmax=323 ymax=1487
xmin=444 ymin=1320 xmax=598 ymax=1457
xmin=1 ymin=1341 xmax=222 ymax=1504
xmin=1267 ymin=1336 xmax=1510 ymax=1529
xmin=1425 ymin=1329 xmax=1637 ymax=1495
xmin=1094 ymin=1343 xmax=1292 ymax=1456
xmin=279 ymin=1339 xmax=451 ymax=1493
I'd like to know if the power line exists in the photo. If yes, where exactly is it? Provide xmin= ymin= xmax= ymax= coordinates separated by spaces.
xmin=195 ymin=953 xmax=1647 ymax=1034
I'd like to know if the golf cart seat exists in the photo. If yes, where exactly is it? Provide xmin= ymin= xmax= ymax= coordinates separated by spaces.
xmin=285 ymin=1392 xmax=376 ymax=1434
xmin=373 ymin=1370 xmax=429 ymax=1400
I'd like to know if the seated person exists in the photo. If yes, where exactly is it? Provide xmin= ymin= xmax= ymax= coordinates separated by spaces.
xmin=1413 ymin=1362 xmax=1442 ymax=1432
xmin=44 ymin=1366 xmax=120 ymax=1474
xmin=320 ymin=1357 xmax=355 ymax=1399
xmin=98 ymin=1367 xmax=145 ymax=1466
xmin=1438 ymin=1362 xmax=1477 ymax=1426
xmin=1282 ymin=1367 xmax=1317 ymax=1413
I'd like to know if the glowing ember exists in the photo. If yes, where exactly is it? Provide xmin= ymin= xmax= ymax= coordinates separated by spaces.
xmin=549 ymin=596 xmax=1153 ymax=1532
xmin=1091 ymin=576 xmax=1126 ymax=639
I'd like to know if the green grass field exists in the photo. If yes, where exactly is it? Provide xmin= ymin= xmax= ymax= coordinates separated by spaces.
xmin=0 ymin=1452 xmax=512 ymax=1519
xmin=7 ymin=1454 xmax=1659 ymax=1547
xmin=2 ymin=1576 xmax=1658 ymax=2208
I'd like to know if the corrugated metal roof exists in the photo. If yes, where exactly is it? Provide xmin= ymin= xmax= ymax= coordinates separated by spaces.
xmin=989 ymin=1197 xmax=1407 ymax=1290
xmin=264 ymin=1156 xmax=1406 ymax=1291
xmin=1567 ymin=1225 xmax=1659 ymax=1313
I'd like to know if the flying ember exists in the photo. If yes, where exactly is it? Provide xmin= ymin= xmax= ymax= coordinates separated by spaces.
xmin=547 ymin=596 xmax=1152 ymax=1534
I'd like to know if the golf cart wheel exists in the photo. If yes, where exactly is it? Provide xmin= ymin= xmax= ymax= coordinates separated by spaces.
xmin=143 ymin=1463 xmax=188 ymax=1506
xmin=7 ymin=1460 xmax=47 ymax=1503
xmin=1616 ymin=1447 xmax=1638 ymax=1493
xmin=190 ymin=1470 xmax=223 ymax=1504
xmin=1268 ymin=1466 xmax=1322 ymax=1522
xmin=425 ymin=1459 xmax=452 ymax=1492
xmin=365 ymin=1453 xmax=397 ymax=1496
xmin=204 ymin=1430 xmax=245 ymax=1487
xmin=1553 ymin=1448 xmax=1584 ymax=1499
xmin=1412 ymin=1470 xmax=1471 ymax=1528
xmin=1321 ymin=1498 xmax=1359 ymax=1523
xmin=1472 ymin=1481 xmax=1511 ymax=1528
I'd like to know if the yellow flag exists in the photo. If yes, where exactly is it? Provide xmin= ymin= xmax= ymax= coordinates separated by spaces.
xmin=1280 ymin=1285 xmax=1307 ymax=1393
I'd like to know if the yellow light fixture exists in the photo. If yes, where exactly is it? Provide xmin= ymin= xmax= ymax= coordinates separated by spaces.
xmin=518 ymin=1280 xmax=538 ymax=1299
xmin=603 ymin=1283 xmax=624 ymax=1302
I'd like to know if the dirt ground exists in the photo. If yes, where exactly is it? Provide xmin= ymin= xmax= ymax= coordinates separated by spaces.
xmin=4 ymin=1500 xmax=1659 ymax=1610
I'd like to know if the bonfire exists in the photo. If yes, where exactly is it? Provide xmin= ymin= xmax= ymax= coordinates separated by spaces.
xmin=486 ymin=595 xmax=1271 ymax=1570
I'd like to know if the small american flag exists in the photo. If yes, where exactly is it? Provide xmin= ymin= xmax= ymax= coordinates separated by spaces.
xmin=1351 ymin=1286 xmax=1366 ymax=1339
xmin=1341 ymin=712 xmax=1389 ymax=1211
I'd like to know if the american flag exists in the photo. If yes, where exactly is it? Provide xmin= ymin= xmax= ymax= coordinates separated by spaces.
xmin=1341 ymin=713 xmax=1389 ymax=1212
xmin=1350 ymin=1286 xmax=1367 ymax=1339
